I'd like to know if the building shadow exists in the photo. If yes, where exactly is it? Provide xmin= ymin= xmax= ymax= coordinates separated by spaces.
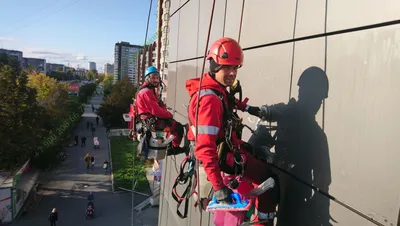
xmin=249 ymin=66 xmax=332 ymax=226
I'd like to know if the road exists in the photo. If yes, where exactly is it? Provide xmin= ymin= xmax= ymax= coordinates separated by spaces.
xmin=13 ymin=93 xmax=152 ymax=226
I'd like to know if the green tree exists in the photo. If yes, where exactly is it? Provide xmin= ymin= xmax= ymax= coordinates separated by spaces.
xmin=97 ymin=76 xmax=137 ymax=127
xmin=103 ymin=74 xmax=114 ymax=97
xmin=27 ymin=73 xmax=71 ymax=118
xmin=0 ymin=57 xmax=44 ymax=169
xmin=78 ymin=83 xmax=97 ymax=103
xmin=96 ymin=74 xmax=105 ymax=84
xmin=86 ymin=69 xmax=97 ymax=80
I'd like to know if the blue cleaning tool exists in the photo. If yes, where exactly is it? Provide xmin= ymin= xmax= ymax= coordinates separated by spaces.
xmin=206 ymin=192 xmax=251 ymax=212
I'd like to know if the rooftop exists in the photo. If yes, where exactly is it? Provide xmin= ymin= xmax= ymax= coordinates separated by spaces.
xmin=115 ymin=41 xmax=143 ymax=49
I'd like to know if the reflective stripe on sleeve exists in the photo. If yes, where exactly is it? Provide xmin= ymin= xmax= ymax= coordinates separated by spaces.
xmin=190 ymin=125 xmax=219 ymax=135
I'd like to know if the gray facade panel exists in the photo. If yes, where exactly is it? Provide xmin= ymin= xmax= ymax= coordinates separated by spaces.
xmin=161 ymin=1 xmax=400 ymax=226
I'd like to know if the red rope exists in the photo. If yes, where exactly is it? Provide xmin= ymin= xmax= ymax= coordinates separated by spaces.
xmin=238 ymin=0 xmax=246 ymax=44
xmin=194 ymin=0 xmax=216 ymax=225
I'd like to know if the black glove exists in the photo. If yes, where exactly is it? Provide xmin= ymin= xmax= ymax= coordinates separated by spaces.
xmin=260 ymin=103 xmax=285 ymax=122
xmin=214 ymin=186 xmax=234 ymax=204
xmin=247 ymin=106 xmax=261 ymax=117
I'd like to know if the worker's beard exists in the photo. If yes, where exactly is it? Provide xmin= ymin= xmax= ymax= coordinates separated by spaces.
xmin=151 ymin=81 xmax=159 ymax=87
xmin=145 ymin=77 xmax=159 ymax=88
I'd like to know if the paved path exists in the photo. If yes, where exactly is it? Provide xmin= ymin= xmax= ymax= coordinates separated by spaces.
xmin=13 ymin=93 xmax=151 ymax=226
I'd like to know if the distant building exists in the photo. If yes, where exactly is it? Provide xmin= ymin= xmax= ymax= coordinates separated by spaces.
xmin=73 ymin=68 xmax=88 ymax=78
xmin=23 ymin=57 xmax=46 ymax=73
xmin=137 ymin=42 xmax=157 ymax=85
xmin=114 ymin=41 xmax=142 ymax=84
xmin=46 ymin=63 xmax=65 ymax=73
xmin=88 ymin=62 xmax=96 ymax=71
xmin=0 ymin=48 xmax=24 ymax=68
xmin=104 ymin=63 xmax=114 ymax=75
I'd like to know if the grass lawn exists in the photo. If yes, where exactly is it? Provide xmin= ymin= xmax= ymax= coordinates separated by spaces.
xmin=110 ymin=136 xmax=152 ymax=192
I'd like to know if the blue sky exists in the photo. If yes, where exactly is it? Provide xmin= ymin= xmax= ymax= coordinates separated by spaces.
xmin=0 ymin=0 xmax=158 ymax=72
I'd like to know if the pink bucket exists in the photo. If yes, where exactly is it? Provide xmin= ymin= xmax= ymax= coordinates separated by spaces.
xmin=212 ymin=175 xmax=255 ymax=226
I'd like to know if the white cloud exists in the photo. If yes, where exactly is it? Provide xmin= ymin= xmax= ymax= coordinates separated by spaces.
xmin=76 ymin=54 xmax=87 ymax=61
xmin=0 ymin=37 xmax=14 ymax=42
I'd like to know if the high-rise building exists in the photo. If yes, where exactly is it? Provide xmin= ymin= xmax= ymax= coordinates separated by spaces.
xmin=104 ymin=63 xmax=114 ymax=75
xmin=114 ymin=41 xmax=142 ymax=84
xmin=88 ymin=62 xmax=96 ymax=71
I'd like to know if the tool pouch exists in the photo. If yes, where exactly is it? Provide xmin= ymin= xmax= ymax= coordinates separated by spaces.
xmin=217 ymin=140 xmax=244 ymax=175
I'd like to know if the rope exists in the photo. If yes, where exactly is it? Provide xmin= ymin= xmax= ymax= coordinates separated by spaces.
xmin=237 ymin=0 xmax=246 ymax=44
xmin=194 ymin=0 xmax=216 ymax=225
xmin=132 ymin=1 xmax=153 ymax=226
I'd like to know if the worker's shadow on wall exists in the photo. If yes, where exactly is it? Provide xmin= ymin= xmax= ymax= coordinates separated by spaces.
xmin=248 ymin=66 xmax=333 ymax=226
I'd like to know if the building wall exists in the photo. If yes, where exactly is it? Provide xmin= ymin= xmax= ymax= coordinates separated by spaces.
xmin=137 ymin=43 xmax=157 ymax=85
xmin=46 ymin=63 xmax=65 ymax=73
xmin=88 ymin=62 xmax=96 ymax=71
xmin=114 ymin=42 xmax=142 ymax=84
xmin=0 ymin=49 xmax=24 ymax=68
xmin=104 ymin=63 xmax=114 ymax=75
xmin=159 ymin=0 xmax=170 ymax=102
xmin=24 ymin=58 xmax=46 ymax=73
xmin=159 ymin=1 xmax=400 ymax=226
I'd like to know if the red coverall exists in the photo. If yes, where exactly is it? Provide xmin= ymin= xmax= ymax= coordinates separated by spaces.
xmin=186 ymin=73 xmax=276 ymax=225
xmin=135 ymin=83 xmax=182 ymax=147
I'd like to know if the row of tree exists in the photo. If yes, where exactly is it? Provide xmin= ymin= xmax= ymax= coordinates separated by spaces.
xmin=0 ymin=53 xmax=97 ymax=170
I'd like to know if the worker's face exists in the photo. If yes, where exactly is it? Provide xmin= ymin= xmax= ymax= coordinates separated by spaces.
xmin=214 ymin=65 xmax=238 ymax=87
xmin=147 ymin=73 xmax=160 ymax=86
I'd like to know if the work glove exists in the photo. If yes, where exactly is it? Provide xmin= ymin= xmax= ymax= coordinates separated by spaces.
xmin=235 ymin=97 xmax=249 ymax=112
xmin=247 ymin=106 xmax=261 ymax=117
xmin=214 ymin=186 xmax=234 ymax=204
xmin=259 ymin=103 xmax=285 ymax=122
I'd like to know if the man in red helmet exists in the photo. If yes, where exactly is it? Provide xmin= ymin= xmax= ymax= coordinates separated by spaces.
xmin=185 ymin=37 xmax=279 ymax=226
xmin=136 ymin=66 xmax=185 ymax=155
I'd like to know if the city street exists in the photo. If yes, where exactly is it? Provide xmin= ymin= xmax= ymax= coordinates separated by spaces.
xmin=13 ymin=93 xmax=149 ymax=226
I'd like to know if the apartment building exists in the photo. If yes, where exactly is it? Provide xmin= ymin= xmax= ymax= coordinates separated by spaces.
xmin=114 ymin=41 xmax=142 ymax=84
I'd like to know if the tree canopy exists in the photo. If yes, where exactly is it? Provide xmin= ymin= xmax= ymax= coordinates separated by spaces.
xmin=97 ymin=76 xmax=137 ymax=128
xmin=0 ymin=53 xmax=96 ymax=170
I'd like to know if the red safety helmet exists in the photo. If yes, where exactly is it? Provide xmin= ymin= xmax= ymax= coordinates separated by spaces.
xmin=206 ymin=37 xmax=244 ymax=66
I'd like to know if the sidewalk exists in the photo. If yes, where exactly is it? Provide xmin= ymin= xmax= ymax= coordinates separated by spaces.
xmin=38 ymin=94 xmax=112 ymax=194
xmin=14 ymin=93 xmax=140 ymax=226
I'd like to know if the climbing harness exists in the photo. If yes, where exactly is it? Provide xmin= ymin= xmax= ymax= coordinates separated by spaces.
xmin=171 ymin=155 xmax=198 ymax=219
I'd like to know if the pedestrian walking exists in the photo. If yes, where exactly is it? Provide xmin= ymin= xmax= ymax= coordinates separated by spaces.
xmin=48 ymin=208 xmax=58 ymax=226
xmin=74 ymin=135 xmax=79 ymax=147
xmin=81 ymin=136 xmax=87 ymax=147
xmin=84 ymin=153 xmax=91 ymax=170
xmin=91 ymin=126 xmax=96 ymax=137
xmin=96 ymin=116 xmax=99 ymax=126
xmin=90 ymin=156 xmax=95 ymax=168
xmin=103 ymin=160 xmax=109 ymax=174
